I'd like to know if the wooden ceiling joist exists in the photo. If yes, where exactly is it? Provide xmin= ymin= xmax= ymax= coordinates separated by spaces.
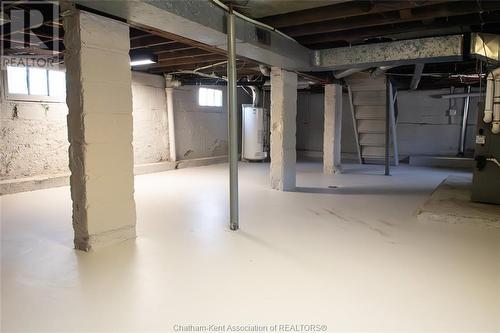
xmin=260 ymin=0 xmax=451 ymax=28
xmin=130 ymin=35 xmax=176 ymax=49
xmin=282 ymin=1 xmax=500 ymax=38
xmin=150 ymin=60 xmax=251 ymax=73
xmin=151 ymin=54 xmax=227 ymax=68
xmin=298 ymin=11 xmax=500 ymax=46
xmin=130 ymin=23 xmax=227 ymax=56
xmin=157 ymin=48 xmax=213 ymax=61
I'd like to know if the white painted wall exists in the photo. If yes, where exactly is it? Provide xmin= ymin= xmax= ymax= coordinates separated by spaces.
xmin=3 ymin=68 xmax=475 ymax=183
xmin=131 ymin=72 xmax=169 ymax=164
xmin=397 ymin=88 xmax=478 ymax=157
xmin=296 ymin=91 xmax=358 ymax=158
xmin=0 ymin=71 xmax=170 ymax=181
xmin=173 ymin=85 xmax=252 ymax=160
xmin=0 ymin=71 xmax=69 ymax=180
xmin=295 ymin=88 xmax=479 ymax=159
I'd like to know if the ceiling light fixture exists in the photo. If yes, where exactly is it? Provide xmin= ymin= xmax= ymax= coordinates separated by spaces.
xmin=130 ymin=59 xmax=155 ymax=66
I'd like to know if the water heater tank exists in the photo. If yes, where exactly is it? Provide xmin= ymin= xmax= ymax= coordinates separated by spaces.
xmin=242 ymin=105 xmax=267 ymax=161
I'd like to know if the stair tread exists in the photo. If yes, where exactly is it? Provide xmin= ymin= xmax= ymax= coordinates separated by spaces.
xmin=360 ymin=143 xmax=386 ymax=147
xmin=356 ymin=116 xmax=385 ymax=120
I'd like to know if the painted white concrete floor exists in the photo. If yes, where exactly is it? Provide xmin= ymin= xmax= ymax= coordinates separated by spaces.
xmin=1 ymin=162 xmax=499 ymax=332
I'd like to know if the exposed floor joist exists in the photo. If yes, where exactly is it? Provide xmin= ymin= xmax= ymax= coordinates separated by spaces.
xmin=259 ymin=0 xmax=449 ymax=28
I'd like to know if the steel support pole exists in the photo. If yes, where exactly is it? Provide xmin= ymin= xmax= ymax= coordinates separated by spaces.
xmin=458 ymin=85 xmax=471 ymax=156
xmin=385 ymin=78 xmax=391 ymax=176
xmin=227 ymin=9 xmax=239 ymax=230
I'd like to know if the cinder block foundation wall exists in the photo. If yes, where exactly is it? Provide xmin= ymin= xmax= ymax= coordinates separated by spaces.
xmin=0 ymin=71 xmax=70 ymax=180
xmin=173 ymin=85 xmax=251 ymax=160
xmin=131 ymin=72 xmax=170 ymax=164
xmin=397 ymin=88 xmax=478 ymax=157
xmin=1 ymin=73 xmax=253 ymax=192
xmin=295 ymin=88 xmax=479 ymax=159
xmin=0 ymin=71 xmax=170 ymax=182
xmin=296 ymin=91 xmax=358 ymax=160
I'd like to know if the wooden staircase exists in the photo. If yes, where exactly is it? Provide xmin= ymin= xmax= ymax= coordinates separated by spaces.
xmin=346 ymin=73 xmax=398 ymax=165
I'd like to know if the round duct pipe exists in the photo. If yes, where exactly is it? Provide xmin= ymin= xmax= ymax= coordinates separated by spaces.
xmin=249 ymin=86 xmax=262 ymax=107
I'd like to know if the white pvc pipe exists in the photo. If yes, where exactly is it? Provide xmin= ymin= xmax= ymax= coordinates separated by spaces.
xmin=492 ymin=67 xmax=500 ymax=134
xmin=487 ymin=157 xmax=500 ymax=168
xmin=484 ymin=72 xmax=494 ymax=123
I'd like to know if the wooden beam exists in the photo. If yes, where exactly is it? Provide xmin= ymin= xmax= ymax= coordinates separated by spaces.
xmin=260 ymin=0 xmax=451 ymax=28
xmin=130 ymin=32 xmax=153 ymax=40
xmin=130 ymin=35 xmax=176 ymax=49
xmin=2 ymin=47 xmax=61 ymax=56
xmin=150 ymin=60 xmax=251 ymax=73
xmin=147 ymin=44 xmax=196 ymax=54
xmin=157 ymin=48 xmax=213 ymax=61
xmin=130 ymin=23 xmax=227 ymax=56
xmin=283 ymin=1 xmax=498 ymax=37
xmin=151 ymin=54 xmax=226 ymax=68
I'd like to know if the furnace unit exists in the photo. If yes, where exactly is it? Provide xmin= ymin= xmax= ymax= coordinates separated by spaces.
xmin=472 ymin=67 xmax=500 ymax=204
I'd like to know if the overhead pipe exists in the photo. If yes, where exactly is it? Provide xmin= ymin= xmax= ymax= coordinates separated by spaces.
xmin=164 ymin=74 xmax=181 ymax=162
xmin=333 ymin=67 xmax=366 ymax=79
xmin=371 ymin=66 xmax=394 ymax=77
xmin=248 ymin=86 xmax=262 ymax=107
xmin=259 ymin=64 xmax=270 ymax=77
xmin=487 ymin=157 xmax=500 ymax=168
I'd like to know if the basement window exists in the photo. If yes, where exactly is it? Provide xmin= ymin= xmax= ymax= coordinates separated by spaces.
xmin=4 ymin=66 xmax=66 ymax=102
xmin=198 ymin=87 xmax=222 ymax=107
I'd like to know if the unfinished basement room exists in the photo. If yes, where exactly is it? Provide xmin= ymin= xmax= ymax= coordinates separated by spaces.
xmin=1 ymin=0 xmax=500 ymax=332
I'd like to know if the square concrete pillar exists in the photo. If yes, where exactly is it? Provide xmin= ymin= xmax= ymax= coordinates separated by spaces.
xmin=323 ymin=84 xmax=343 ymax=174
xmin=270 ymin=67 xmax=297 ymax=191
xmin=63 ymin=10 xmax=136 ymax=251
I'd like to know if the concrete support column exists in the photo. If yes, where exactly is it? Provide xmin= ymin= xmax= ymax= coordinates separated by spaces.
xmin=270 ymin=67 xmax=297 ymax=191
xmin=64 ymin=10 xmax=136 ymax=251
xmin=323 ymin=84 xmax=343 ymax=174
xmin=165 ymin=87 xmax=176 ymax=162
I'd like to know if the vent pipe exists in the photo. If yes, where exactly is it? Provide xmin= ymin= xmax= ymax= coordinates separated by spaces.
xmin=249 ymin=86 xmax=262 ymax=107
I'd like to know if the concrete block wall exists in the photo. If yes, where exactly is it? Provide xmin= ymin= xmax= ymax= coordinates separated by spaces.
xmin=295 ymin=88 xmax=479 ymax=159
xmin=296 ymin=91 xmax=358 ymax=159
xmin=131 ymin=72 xmax=169 ymax=164
xmin=173 ymin=85 xmax=252 ymax=160
xmin=396 ymin=88 xmax=478 ymax=157
xmin=0 ymin=74 xmax=70 ymax=180
xmin=0 ymin=71 xmax=171 ymax=182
